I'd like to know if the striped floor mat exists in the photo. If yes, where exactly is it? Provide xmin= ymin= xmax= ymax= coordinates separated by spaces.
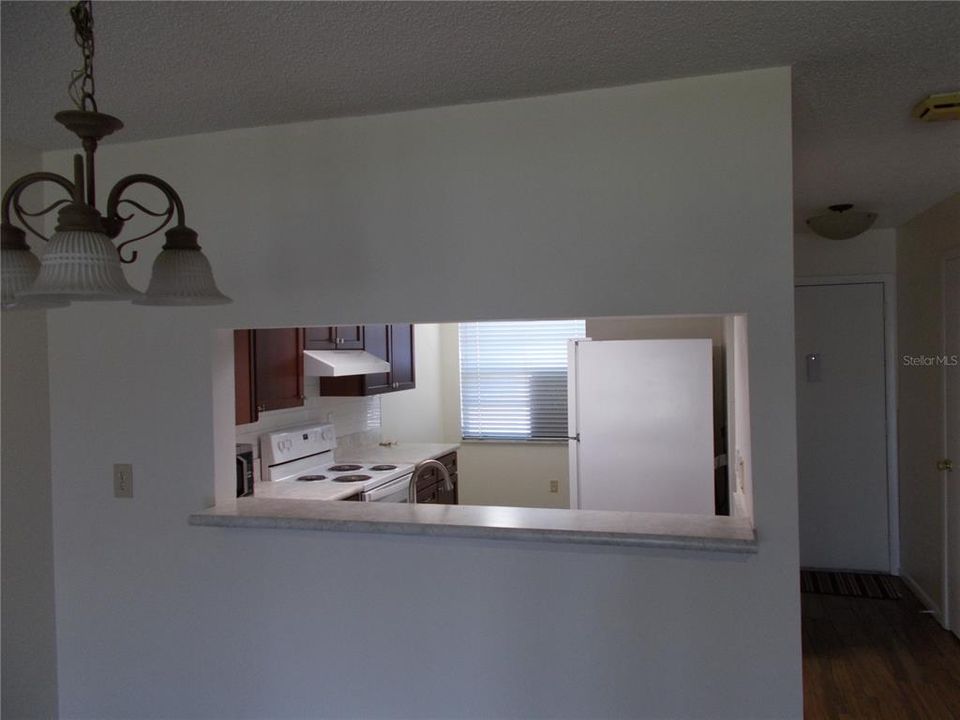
xmin=800 ymin=570 xmax=902 ymax=599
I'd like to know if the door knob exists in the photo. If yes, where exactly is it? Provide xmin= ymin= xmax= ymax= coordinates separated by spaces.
xmin=938 ymin=459 xmax=954 ymax=472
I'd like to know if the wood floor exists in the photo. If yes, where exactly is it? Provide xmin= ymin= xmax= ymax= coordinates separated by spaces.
xmin=803 ymin=578 xmax=960 ymax=719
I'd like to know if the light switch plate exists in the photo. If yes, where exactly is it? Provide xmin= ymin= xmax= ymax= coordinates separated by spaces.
xmin=113 ymin=463 xmax=133 ymax=498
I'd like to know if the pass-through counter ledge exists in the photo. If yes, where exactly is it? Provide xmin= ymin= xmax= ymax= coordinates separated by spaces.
xmin=189 ymin=498 xmax=757 ymax=552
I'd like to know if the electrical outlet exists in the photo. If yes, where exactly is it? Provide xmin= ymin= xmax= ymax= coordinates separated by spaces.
xmin=113 ymin=463 xmax=133 ymax=498
xmin=549 ymin=479 xmax=559 ymax=493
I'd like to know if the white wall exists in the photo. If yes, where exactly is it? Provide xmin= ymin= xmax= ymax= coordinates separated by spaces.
xmin=235 ymin=382 xmax=381 ymax=462
xmin=730 ymin=315 xmax=755 ymax=519
xmin=379 ymin=324 xmax=445 ymax=443
xmin=43 ymin=68 xmax=800 ymax=718
xmin=897 ymin=193 xmax=960 ymax=617
xmin=1 ymin=142 xmax=60 ymax=718
xmin=794 ymin=228 xmax=897 ymax=278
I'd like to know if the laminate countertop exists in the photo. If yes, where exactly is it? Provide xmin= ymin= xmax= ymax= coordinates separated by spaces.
xmin=336 ymin=443 xmax=460 ymax=465
xmin=189 ymin=499 xmax=757 ymax=553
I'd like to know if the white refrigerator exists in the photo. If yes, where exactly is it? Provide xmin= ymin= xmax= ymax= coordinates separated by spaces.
xmin=568 ymin=338 xmax=715 ymax=514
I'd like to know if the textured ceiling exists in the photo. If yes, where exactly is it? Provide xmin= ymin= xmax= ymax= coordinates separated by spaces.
xmin=2 ymin=1 xmax=958 ymax=228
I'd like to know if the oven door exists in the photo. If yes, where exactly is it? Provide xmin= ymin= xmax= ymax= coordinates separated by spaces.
xmin=362 ymin=474 xmax=412 ymax=502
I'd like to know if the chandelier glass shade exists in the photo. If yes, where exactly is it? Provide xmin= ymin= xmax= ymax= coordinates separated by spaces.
xmin=0 ymin=1 xmax=230 ymax=311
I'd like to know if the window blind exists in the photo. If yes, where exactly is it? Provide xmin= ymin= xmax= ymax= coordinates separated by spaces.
xmin=459 ymin=320 xmax=586 ymax=440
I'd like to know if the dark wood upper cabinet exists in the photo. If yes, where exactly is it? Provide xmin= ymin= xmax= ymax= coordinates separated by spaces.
xmin=253 ymin=328 xmax=305 ymax=413
xmin=389 ymin=324 xmax=415 ymax=391
xmin=304 ymin=326 xmax=364 ymax=350
xmin=360 ymin=324 xmax=392 ymax=394
xmin=318 ymin=323 xmax=416 ymax=397
xmin=234 ymin=330 xmax=256 ymax=426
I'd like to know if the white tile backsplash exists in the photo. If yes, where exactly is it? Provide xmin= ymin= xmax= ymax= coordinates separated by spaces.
xmin=235 ymin=377 xmax=381 ymax=458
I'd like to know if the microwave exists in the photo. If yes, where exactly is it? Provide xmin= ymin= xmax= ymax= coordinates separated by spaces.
xmin=236 ymin=444 xmax=254 ymax=498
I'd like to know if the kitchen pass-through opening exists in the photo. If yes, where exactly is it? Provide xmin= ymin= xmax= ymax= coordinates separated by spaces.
xmin=216 ymin=313 xmax=754 ymax=529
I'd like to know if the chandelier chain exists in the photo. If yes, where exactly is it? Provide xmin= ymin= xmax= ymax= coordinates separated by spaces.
xmin=67 ymin=0 xmax=97 ymax=112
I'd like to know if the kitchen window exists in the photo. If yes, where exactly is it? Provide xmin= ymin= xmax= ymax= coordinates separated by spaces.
xmin=458 ymin=319 xmax=586 ymax=441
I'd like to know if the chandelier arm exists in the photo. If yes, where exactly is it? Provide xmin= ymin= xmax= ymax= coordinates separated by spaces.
xmin=114 ymin=202 xmax=176 ymax=264
xmin=1 ymin=172 xmax=80 ymax=242
xmin=105 ymin=174 xmax=187 ymax=263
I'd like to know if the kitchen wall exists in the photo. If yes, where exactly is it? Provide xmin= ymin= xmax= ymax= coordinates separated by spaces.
xmin=379 ymin=323 xmax=445 ymax=443
xmin=41 ymin=68 xmax=800 ymax=718
xmin=794 ymin=228 xmax=897 ymax=278
xmin=0 ymin=142 xmax=60 ymax=719
xmin=897 ymin=193 xmax=960 ymax=618
xmin=235 ymin=386 xmax=380 ymax=462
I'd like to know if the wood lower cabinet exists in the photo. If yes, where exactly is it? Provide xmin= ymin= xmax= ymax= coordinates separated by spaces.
xmin=234 ymin=328 xmax=305 ymax=425
xmin=318 ymin=323 xmax=416 ymax=397
xmin=415 ymin=451 xmax=458 ymax=505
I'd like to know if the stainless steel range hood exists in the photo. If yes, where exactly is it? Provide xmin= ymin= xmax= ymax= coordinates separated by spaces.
xmin=303 ymin=350 xmax=391 ymax=377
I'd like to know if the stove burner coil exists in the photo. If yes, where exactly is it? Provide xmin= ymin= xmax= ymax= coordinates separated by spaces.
xmin=296 ymin=475 xmax=327 ymax=482
xmin=331 ymin=474 xmax=372 ymax=483
xmin=328 ymin=464 xmax=363 ymax=472
xmin=370 ymin=464 xmax=398 ymax=471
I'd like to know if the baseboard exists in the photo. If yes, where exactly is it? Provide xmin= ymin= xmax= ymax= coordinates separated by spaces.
xmin=900 ymin=572 xmax=945 ymax=627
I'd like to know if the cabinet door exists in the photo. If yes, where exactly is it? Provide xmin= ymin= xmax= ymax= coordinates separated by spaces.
xmin=361 ymin=324 xmax=392 ymax=394
xmin=436 ymin=452 xmax=459 ymax=504
xmin=305 ymin=325 xmax=364 ymax=351
xmin=253 ymin=328 xmax=304 ymax=412
xmin=389 ymin=324 xmax=415 ymax=391
xmin=234 ymin=330 xmax=257 ymax=425
xmin=336 ymin=325 xmax=364 ymax=350
xmin=304 ymin=326 xmax=336 ymax=350
xmin=437 ymin=476 xmax=458 ymax=505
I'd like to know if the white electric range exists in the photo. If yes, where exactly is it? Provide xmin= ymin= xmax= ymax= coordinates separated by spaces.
xmin=256 ymin=424 xmax=414 ymax=502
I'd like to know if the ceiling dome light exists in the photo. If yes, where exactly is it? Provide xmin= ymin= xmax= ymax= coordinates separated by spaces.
xmin=806 ymin=204 xmax=877 ymax=240
xmin=1 ymin=1 xmax=229 ymax=311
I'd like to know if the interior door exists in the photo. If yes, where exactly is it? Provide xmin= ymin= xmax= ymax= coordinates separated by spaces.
xmin=796 ymin=282 xmax=888 ymax=571
xmin=944 ymin=256 xmax=960 ymax=638
xmin=572 ymin=339 xmax=715 ymax=514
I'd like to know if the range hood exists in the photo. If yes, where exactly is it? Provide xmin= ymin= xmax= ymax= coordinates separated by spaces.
xmin=303 ymin=350 xmax=391 ymax=377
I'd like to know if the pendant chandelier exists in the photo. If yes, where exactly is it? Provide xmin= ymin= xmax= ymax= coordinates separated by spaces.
xmin=1 ymin=1 xmax=230 ymax=310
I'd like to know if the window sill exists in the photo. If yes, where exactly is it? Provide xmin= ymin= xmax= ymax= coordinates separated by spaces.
xmin=460 ymin=438 xmax=569 ymax=446
xmin=189 ymin=499 xmax=756 ymax=553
